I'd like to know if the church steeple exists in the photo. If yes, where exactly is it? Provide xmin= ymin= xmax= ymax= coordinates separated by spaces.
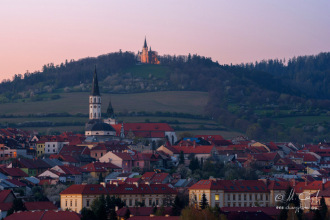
xmin=143 ymin=37 xmax=147 ymax=48
xmin=91 ymin=66 xmax=100 ymax=96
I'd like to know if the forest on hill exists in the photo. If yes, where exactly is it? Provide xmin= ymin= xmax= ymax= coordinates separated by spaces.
xmin=0 ymin=51 xmax=329 ymax=143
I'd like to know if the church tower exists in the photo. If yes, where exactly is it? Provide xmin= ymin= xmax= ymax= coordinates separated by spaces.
xmin=89 ymin=67 xmax=102 ymax=120
xmin=141 ymin=37 xmax=149 ymax=63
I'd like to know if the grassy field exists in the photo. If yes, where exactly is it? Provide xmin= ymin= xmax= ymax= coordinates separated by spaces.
xmin=0 ymin=91 xmax=208 ymax=116
xmin=0 ymin=91 xmax=243 ymax=138
xmin=274 ymin=116 xmax=330 ymax=127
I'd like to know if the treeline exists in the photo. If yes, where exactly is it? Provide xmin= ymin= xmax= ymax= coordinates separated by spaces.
xmin=239 ymin=52 xmax=330 ymax=99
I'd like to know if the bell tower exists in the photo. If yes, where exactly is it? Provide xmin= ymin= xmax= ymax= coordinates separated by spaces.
xmin=89 ymin=67 xmax=102 ymax=120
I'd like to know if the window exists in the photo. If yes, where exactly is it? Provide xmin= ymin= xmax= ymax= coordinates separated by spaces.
xmin=75 ymin=200 xmax=77 ymax=207
xmin=53 ymin=144 xmax=55 ymax=147
xmin=90 ymin=113 xmax=92 ymax=118
xmin=94 ymin=98 xmax=96 ymax=102
xmin=70 ymin=200 xmax=72 ymax=206
xmin=227 ymin=194 xmax=230 ymax=200
xmin=233 ymin=194 xmax=236 ymax=200
xmin=87 ymin=200 xmax=90 ymax=207
xmin=129 ymin=199 xmax=132 ymax=206
xmin=156 ymin=199 xmax=159 ymax=206
xmin=90 ymin=106 xmax=92 ymax=108
xmin=244 ymin=194 xmax=246 ymax=201
xmin=95 ymin=153 xmax=97 ymax=157
xmin=65 ymin=200 xmax=67 ymax=206
xmin=94 ymin=105 xmax=96 ymax=108
xmin=101 ymin=153 xmax=103 ymax=157
xmin=53 ymin=149 xmax=55 ymax=152
xmin=266 ymin=194 xmax=268 ymax=200
xmin=215 ymin=194 xmax=219 ymax=201
xmin=149 ymin=199 xmax=152 ymax=206
xmin=249 ymin=194 xmax=252 ymax=200
xmin=238 ymin=194 xmax=241 ymax=200
xmin=94 ymin=113 xmax=96 ymax=117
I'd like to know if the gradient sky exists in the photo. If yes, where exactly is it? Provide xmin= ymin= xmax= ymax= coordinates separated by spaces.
xmin=0 ymin=0 xmax=329 ymax=81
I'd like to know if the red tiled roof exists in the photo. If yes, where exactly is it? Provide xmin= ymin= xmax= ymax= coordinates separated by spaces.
xmin=112 ymin=152 xmax=134 ymax=161
xmin=190 ymin=180 xmax=269 ymax=192
xmin=267 ymin=180 xmax=290 ymax=190
xmin=60 ymin=184 xmax=107 ymax=195
xmin=141 ymin=172 xmax=156 ymax=181
xmin=150 ymin=173 xmax=170 ymax=183
xmin=289 ymin=152 xmax=319 ymax=162
xmin=0 ymin=190 xmax=13 ymax=203
xmin=6 ymin=179 xmax=26 ymax=187
xmin=25 ymin=201 xmax=57 ymax=211
xmin=0 ymin=202 xmax=12 ymax=211
xmin=128 ymin=217 xmax=179 ymax=220
xmin=0 ymin=167 xmax=29 ymax=177
xmin=172 ymin=145 xmax=215 ymax=154
xmin=221 ymin=207 xmax=280 ymax=217
xmin=106 ymin=183 xmax=177 ymax=195
xmin=4 ymin=210 xmax=80 ymax=220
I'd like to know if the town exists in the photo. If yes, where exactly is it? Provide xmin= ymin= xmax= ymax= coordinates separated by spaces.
xmin=0 ymin=67 xmax=329 ymax=220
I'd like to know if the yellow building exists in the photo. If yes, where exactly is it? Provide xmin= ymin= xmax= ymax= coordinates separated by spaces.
xmin=189 ymin=179 xmax=289 ymax=208
xmin=60 ymin=182 xmax=177 ymax=213
xmin=36 ymin=141 xmax=45 ymax=157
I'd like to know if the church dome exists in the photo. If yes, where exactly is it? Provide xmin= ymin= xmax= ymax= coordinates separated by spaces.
xmin=87 ymin=122 xmax=116 ymax=132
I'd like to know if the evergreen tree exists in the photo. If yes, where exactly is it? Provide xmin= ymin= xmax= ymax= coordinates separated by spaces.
xmin=109 ymin=208 xmax=117 ymax=220
xmin=98 ymin=173 xmax=103 ymax=184
xmin=179 ymin=151 xmax=185 ymax=164
xmin=124 ymin=208 xmax=131 ymax=220
xmin=172 ymin=195 xmax=183 ymax=216
xmin=199 ymin=193 xmax=208 ymax=209
xmin=7 ymin=198 xmax=26 ymax=216
xmin=81 ymin=207 xmax=96 ymax=220
xmin=91 ymin=195 xmax=107 ymax=220
xmin=320 ymin=196 xmax=328 ymax=220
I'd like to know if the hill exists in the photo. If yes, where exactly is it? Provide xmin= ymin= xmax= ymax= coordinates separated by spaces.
xmin=0 ymin=51 xmax=329 ymax=142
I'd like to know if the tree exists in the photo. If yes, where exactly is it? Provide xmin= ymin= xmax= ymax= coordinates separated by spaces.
xmin=155 ymin=206 xmax=165 ymax=216
xmin=124 ymin=208 xmax=131 ymax=220
xmin=199 ymin=193 xmax=208 ymax=209
xmin=179 ymin=151 xmax=185 ymax=164
xmin=81 ymin=207 xmax=96 ymax=220
xmin=7 ymin=198 xmax=26 ymax=216
xmin=98 ymin=173 xmax=103 ymax=184
xmin=91 ymin=195 xmax=107 ymax=220
xmin=172 ymin=195 xmax=184 ymax=216
xmin=319 ymin=196 xmax=328 ymax=220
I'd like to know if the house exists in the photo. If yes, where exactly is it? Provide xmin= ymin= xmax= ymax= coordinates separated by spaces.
xmin=171 ymin=139 xmax=218 ymax=163
xmin=189 ymin=179 xmax=270 ymax=208
xmin=36 ymin=140 xmax=45 ymax=157
xmin=44 ymin=136 xmax=69 ymax=155
xmin=24 ymin=201 xmax=58 ymax=211
xmin=99 ymin=152 xmax=134 ymax=173
xmin=60 ymin=183 xmax=177 ymax=213
xmin=111 ymin=123 xmax=177 ymax=145
xmin=10 ymin=158 xmax=51 ymax=176
xmin=0 ymin=190 xmax=16 ymax=203
xmin=133 ymin=153 xmax=158 ymax=171
xmin=81 ymin=161 xmax=121 ymax=178
xmin=141 ymin=172 xmax=171 ymax=184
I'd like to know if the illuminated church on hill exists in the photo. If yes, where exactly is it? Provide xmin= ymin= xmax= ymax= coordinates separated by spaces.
xmin=137 ymin=37 xmax=160 ymax=64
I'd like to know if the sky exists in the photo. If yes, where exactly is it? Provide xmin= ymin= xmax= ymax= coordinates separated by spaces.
xmin=0 ymin=0 xmax=329 ymax=81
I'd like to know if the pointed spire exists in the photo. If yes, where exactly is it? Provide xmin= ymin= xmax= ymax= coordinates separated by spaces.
xmin=143 ymin=36 xmax=147 ymax=48
xmin=91 ymin=66 xmax=100 ymax=96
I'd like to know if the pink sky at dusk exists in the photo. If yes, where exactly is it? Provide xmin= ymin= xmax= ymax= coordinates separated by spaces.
xmin=0 ymin=0 xmax=329 ymax=81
